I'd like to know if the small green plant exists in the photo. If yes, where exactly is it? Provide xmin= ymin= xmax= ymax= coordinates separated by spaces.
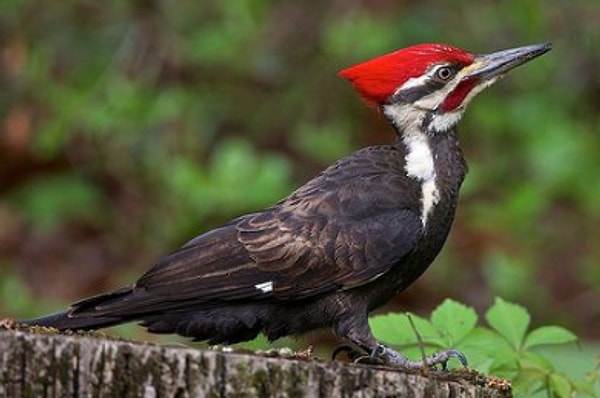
xmin=369 ymin=298 xmax=599 ymax=397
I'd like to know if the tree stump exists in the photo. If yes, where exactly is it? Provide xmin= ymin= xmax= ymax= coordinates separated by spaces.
xmin=0 ymin=329 xmax=511 ymax=397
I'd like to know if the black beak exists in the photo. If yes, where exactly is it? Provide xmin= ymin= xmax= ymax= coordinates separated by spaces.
xmin=465 ymin=43 xmax=552 ymax=80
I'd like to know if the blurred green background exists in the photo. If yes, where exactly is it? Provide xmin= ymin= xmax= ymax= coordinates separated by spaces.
xmin=1 ymin=0 xmax=599 ymax=366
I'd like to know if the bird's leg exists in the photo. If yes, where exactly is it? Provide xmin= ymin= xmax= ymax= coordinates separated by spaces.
xmin=337 ymin=315 xmax=468 ymax=370
xmin=335 ymin=313 xmax=385 ymax=364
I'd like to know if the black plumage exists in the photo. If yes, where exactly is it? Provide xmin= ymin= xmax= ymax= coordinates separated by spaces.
xmin=25 ymin=138 xmax=465 ymax=348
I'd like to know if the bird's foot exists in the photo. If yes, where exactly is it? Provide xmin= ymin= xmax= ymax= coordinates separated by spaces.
xmin=332 ymin=343 xmax=468 ymax=370
xmin=373 ymin=344 xmax=468 ymax=371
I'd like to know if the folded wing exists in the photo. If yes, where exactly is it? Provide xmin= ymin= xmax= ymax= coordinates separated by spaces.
xmin=71 ymin=146 xmax=423 ymax=317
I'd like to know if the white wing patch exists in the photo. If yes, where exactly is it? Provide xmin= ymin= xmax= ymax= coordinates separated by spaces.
xmin=255 ymin=281 xmax=274 ymax=293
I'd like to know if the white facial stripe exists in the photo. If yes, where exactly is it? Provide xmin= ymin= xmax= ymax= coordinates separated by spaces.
xmin=383 ymin=103 xmax=423 ymax=133
xmin=393 ymin=64 xmax=460 ymax=110
xmin=428 ymin=111 xmax=464 ymax=133
xmin=395 ymin=61 xmax=493 ymax=114
xmin=459 ymin=76 xmax=498 ymax=105
xmin=397 ymin=73 xmax=431 ymax=91
xmin=427 ymin=76 xmax=500 ymax=133
xmin=414 ymin=77 xmax=462 ymax=109
xmin=397 ymin=64 xmax=454 ymax=92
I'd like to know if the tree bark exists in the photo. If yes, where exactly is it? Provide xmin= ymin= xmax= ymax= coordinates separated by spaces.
xmin=0 ymin=329 xmax=511 ymax=398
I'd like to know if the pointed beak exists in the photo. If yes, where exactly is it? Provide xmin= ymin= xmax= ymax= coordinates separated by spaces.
xmin=464 ymin=42 xmax=552 ymax=81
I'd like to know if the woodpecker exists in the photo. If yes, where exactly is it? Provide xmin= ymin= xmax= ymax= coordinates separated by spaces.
xmin=23 ymin=42 xmax=551 ymax=369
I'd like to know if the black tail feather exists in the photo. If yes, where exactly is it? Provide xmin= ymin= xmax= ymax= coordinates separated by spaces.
xmin=19 ymin=285 xmax=138 ymax=331
xmin=20 ymin=311 xmax=126 ymax=331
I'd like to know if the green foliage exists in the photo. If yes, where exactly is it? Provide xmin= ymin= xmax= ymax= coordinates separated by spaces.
xmin=370 ymin=298 xmax=597 ymax=397
xmin=9 ymin=174 xmax=107 ymax=231
xmin=0 ymin=264 xmax=62 ymax=317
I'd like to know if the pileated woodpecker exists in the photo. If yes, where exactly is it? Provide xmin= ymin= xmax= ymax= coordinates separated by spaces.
xmin=23 ymin=42 xmax=550 ymax=368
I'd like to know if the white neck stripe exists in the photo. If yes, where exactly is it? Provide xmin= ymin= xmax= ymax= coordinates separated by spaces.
xmin=384 ymin=103 xmax=441 ymax=228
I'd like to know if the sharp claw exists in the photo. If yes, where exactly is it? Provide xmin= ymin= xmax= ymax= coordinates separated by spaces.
xmin=445 ymin=349 xmax=469 ymax=367
xmin=353 ymin=354 xmax=377 ymax=364
xmin=425 ymin=348 xmax=469 ymax=369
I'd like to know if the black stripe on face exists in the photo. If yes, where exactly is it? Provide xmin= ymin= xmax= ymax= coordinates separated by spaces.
xmin=389 ymin=79 xmax=446 ymax=104
xmin=387 ymin=64 xmax=464 ymax=105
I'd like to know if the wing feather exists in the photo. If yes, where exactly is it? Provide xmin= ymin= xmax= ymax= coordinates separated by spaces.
xmin=74 ymin=145 xmax=424 ymax=317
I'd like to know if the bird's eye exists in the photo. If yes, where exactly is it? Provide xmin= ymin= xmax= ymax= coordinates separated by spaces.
xmin=435 ymin=66 xmax=453 ymax=81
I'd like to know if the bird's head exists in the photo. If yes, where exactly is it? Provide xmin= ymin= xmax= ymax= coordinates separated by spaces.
xmin=340 ymin=43 xmax=551 ymax=134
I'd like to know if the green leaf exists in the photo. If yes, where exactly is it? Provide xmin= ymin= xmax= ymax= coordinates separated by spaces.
xmin=406 ymin=313 xmax=445 ymax=348
xmin=571 ymin=379 xmax=599 ymax=397
xmin=523 ymin=326 xmax=578 ymax=350
xmin=452 ymin=327 xmax=503 ymax=373
xmin=485 ymin=297 xmax=530 ymax=350
xmin=511 ymin=370 xmax=546 ymax=396
xmin=370 ymin=313 xmax=414 ymax=347
xmin=369 ymin=313 xmax=444 ymax=349
xmin=549 ymin=373 xmax=573 ymax=398
xmin=488 ymin=350 xmax=521 ymax=377
xmin=510 ymin=352 xmax=556 ymax=395
xmin=458 ymin=326 xmax=516 ymax=371
xmin=431 ymin=299 xmax=478 ymax=346
xmin=519 ymin=350 xmax=555 ymax=373
xmin=459 ymin=327 xmax=513 ymax=354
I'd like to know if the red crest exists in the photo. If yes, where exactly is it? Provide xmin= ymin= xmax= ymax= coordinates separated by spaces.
xmin=339 ymin=44 xmax=474 ymax=105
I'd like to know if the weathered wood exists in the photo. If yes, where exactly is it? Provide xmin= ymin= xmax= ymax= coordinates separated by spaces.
xmin=0 ymin=329 xmax=511 ymax=398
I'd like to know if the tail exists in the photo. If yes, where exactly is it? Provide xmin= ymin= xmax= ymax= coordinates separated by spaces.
xmin=20 ymin=285 xmax=135 ymax=331
xmin=20 ymin=311 xmax=126 ymax=331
